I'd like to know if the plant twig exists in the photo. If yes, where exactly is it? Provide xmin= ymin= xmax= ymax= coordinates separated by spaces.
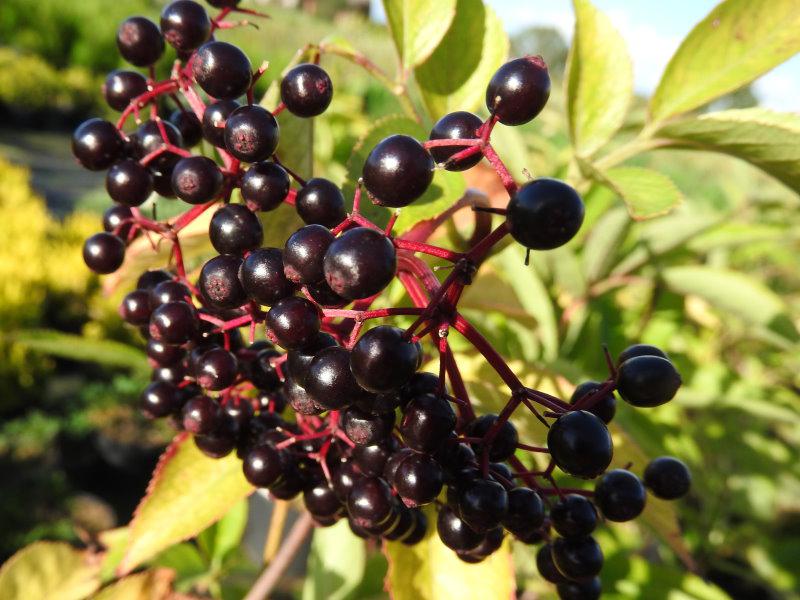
xmin=262 ymin=500 xmax=289 ymax=564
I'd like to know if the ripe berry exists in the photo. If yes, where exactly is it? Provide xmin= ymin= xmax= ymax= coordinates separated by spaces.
xmin=195 ymin=428 xmax=237 ymax=458
xmin=286 ymin=332 xmax=337 ymax=387
xmin=383 ymin=506 xmax=415 ymax=542
xmin=351 ymin=326 xmax=419 ymax=394
xmin=239 ymin=247 xmax=295 ymax=305
xmin=149 ymin=301 xmax=198 ymax=344
xmin=362 ymin=134 xmax=434 ymax=207
xmin=202 ymin=100 xmax=240 ymax=147
xmin=117 ymin=16 xmax=165 ymax=67
xmin=195 ymin=347 xmax=238 ymax=390
xmin=399 ymin=393 xmax=456 ymax=454
xmin=616 ymin=355 xmax=682 ymax=407
xmin=169 ymin=110 xmax=203 ymax=147
xmin=244 ymin=347 xmax=282 ymax=391
xmin=305 ymin=346 xmax=360 ymax=410
xmin=136 ymin=120 xmax=184 ymax=171
xmin=506 ymin=178 xmax=585 ymax=250
xmin=137 ymin=269 xmax=173 ymax=290
xmin=547 ymin=410 xmax=612 ymax=479
xmin=72 ymin=119 xmax=124 ymax=171
xmin=467 ymin=414 xmax=519 ymax=462
xmin=208 ymin=0 xmax=241 ymax=6
xmin=224 ymin=105 xmax=280 ymax=163
xmin=243 ymin=444 xmax=282 ymax=487
xmin=181 ymin=395 xmax=221 ymax=434
xmin=280 ymin=63 xmax=334 ymax=117
xmin=146 ymin=339 xmax=185 ymax=366
xmin=331 ymin=459 xmax=361 ymax=501
xmin=285 ymin=377 xmax=324 ymax=415
xmin=323 ymin=227 xmax=396 ymax=300
xmin=536 ymin=544 xmax=567 ymax=583
xmin=149 ymin=280 xmax=191 ymax=309
xmin=103 ymin=70 xmax=148 ymax=111
xmin=283 ymin=225 xmax=334 ymax=285
xmin=383 ymin=448 xmax=414 ymax=483
xmin=550 ymin=494 xmax=598 ymax=538
xmin=120 ymin=290 xmax=152 ymax=326
xmin=458 ymin=478 xmax=508 ymax=532
xmin=551 ymin=535 xmax=604 ymax=581
xmin=437 ymin=505 xmax=482 ymax=552
xmin=241 ymin=162 xmax=290 ymax=211
xmin=171 ymin=156 xmax=224 ymax=204
xmin=428 ymin=111 xmax=483 ymax=170
xmin=486 ymin=56 xmax=551 ymax=126
xmin=140 ymin=381 xmax=181 ymax=418
xmin=392 ymin=452 xmax=443 ymax=507
xmin=304 ymin=481 xmax=343 ymax=519
xmin=193 ymin=41 xmax=252 ymax=100
xmin=502 ymin=487 xmax=545 ymax=536
xmin=83 ymin=232 xmax=126 ymax=274
xmin=266 ymin=296 xmax=320 ymax=349
xmin=347 ymin=477 xmax=394 ymax=528
xmin=199 ymin=254 xmax=247 ymax=309
xmin=342 ymin=406 xmax=395 ymax=446
xmin=295 ymin=178 xmax=346 ymax=228
xmin=209 ymin=204 xmax=263 ymax=255
xmin=617 ymin=343 xmax=668 ymax=366
xmin=556 ymin=578 xmax=602 ymax=600
xmin=464 ymin=526 xmax=505 ymax=560
xmin=643 ymin=456 xmax=691 ymax=500
xmin=569 ymin=381 xmax=616 ymax=424
xmin=352 ymin=439 xmax=397 ymax=478
xmin=152 ymin=170 xmax=177 ymax=198
xmin=594 ymin=469 xmax=646 ymax=522
xmin=103 ymin=204 xmax=134 ymax=238
xmin=305 ymin=280 xmax=346 ymax=307
xmin=160 ymin=0 xmax=211 ymax=53
xmin=106 ymin=159 xmax=153 ymax=206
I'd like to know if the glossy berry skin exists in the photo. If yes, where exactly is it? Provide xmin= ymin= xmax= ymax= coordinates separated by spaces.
xmin=193 ymin=41 xmax=252 ymax=100
xmin=117 ymin=16 xmax=164 ymax=67
xmin=239 ymin=248 xmax=295 ymax=306
xmin=195 ymin=347 xmax=238 ymax=390
xmin=550 ymin=494 xmax=598 ymax=538
xmin=569 ymin=381 xmax=616 ymax=424
xmin=305 ymin=346 xmax=360 ymax=410
xmin=83 ymin=232 xmax=126 ymax=274
xmin=181 ymin=395 xmax=221 ymax=434
xmin=106 ymin=159 xmax=153 ymax=206
xmin=286 ymin=332 xmax=337 ymax=387
xmin=352 ymin=440 xmax=397 ymax=478
xmin=437 ymin=505 xmax=483 ymax=552
xmin=551 ymin=535 xmax=604 ymax=581
xmin=120 ymin=290 xmax=151 ymax=326
xmin=467 ymin=414 xmax=519 ymax=462
xmin=536 ymin=544 xmax=567 ymax=584
xmin=464 ymin=526 xmax=505 ymax=560
xmin=199 ymin=255 xmax=247 ymax=309
xmin=280 ymin=63 xmax=333 ymax=117
xmin=323 ymin=227 xmax=396 ymax=300
xmin=392 ymin=452 xmax=443 ymax=507
xmin=502 ymin=487 xmax=545 ymax=535
xmin=428 ymin=111 xmax=483 ymax=170
xmin=285 ymin=378 xmax=323 ymax=415
xmin=295 ymin=179 xmax=346 ymax=228
xmin=209 ymin=204 xmax=263 ymax=255
xmin=72 ymin=119 xmax=124 ymax=171
xmin=547 ymin=410 xmax=612 ymax=479
xmin=556 ymin=578 xmax=602 ymax=600
xmin=169 ymin=110 xmax=203 ymax=147
xmin=342 ymin=406 xmax=395 ymax=446
xmin=160 ymin=0 xmax=211 ymax=53
xmin=136 ymin=120 xmax=183 ymax=171
xmin=266 ymin=296 xmax=320 ymax=349
xmin=458 ymin=478 xmax=509 ymax=532
xmin=594 ymin=469 xmax=646 ymax=522
xmin=243 ymin=444 xmax=282 ymax=487
xmin=140 ymin=381 xmax=181 ymax=419
xmin=149 ymin=301 xmax=197 ymax=344
xmin=616 ymin=355 xmax=682 ymax=407
xmin=507 ymin=178 xmax=585 ymax=250
xmin=149 ymin=280 xmax=191 ymax=310
xmin=137 ymin=269 xmax=173 ymax=290
xmin=103 ymin=205 xmax=134 ymax=238
xmin=241 ymin=162 xmax=290 ymax=212
xmin=399 ymin=393 xmax=456 ymax=454
xmin=485 ymin=56 xmax=551 ymax=126
xmin=208 ymin=0 xmax=240 ymax=6
xmin=103 ymin=70 xmax=148 ymax=111
xmin=246 ymin=347 xmax=283 ymax=392
xmin=617 ymin=343 xmax=667 ymax=366
xmin=202 ymin=100 xmax=240 ymax=147
xmin=351 ymin=326 xmax=420 ymax=394
xmin=146 ymin=339 xmax=185 ymax=366
xmin=331 ymin=459 xmax=360 ymax=501
xmin=347 ymin=477 xmax=394 ymax=528
xmin=644 ymin=456 xmax=691 ymax=500
xmin=362 ymin=135 xmax=434 ymax=207
xmin=283 ymin=225 xmax=334 ymax=285
xmin=171 ymin=156 xmax=223 ymax=204
xmin=306 ymin=280 xmax=346 ymax=308
xmin=224 ymin=105 xmax=280 ymax=163
xmin=304 ymin=481 xmax=342 ymax=519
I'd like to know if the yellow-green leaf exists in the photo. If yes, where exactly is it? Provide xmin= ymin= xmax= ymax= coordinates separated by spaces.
xmin=302 ymin=519 xmax=366 ymax=600
xmin=415 ymin=0 xmax=508 ymax=120
xmin=119 ymin=433 xmax=254 ymax=575
xmin=566 ymin=0 xmax=633 ymax=156
xmin=650 ymin=0 xmax=800 ymax=122
xmin=382 ymin=0 xmax=457 ymax=72
xmin=657 ymin=108 xmax=800 ymax=193
xmin=0 ymin=542 xmax=101 ymax=600
xmin=92 ymin=569 xmax=174 ymax=600
xmin=601 ymin=167 xmax=683 ymax=220
xmin=384 ymin=506 xmax=515 ymax=600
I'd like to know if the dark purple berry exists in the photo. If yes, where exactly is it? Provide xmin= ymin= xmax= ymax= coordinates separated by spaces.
xmin=140 ymin=381 xmax=181 ymax=418
xmin=160 ymin=0 xmax=211 ymax=53
xmin=146 ymin=339 xmax=185 ymax=366
xmin=137 ymin=269 xmax=173 ymax=290
xmin=617 ymin=343 xmax=668 ymax=366
xmin=280 ymin=63 xmax=333 ymax=118
xmin=392 ymin=452 xmax=443 ymax=507
xmin=149 ymin=280 xmax=191 ymax=310
xmin=458 ymin=478 xmax=508 ymax=532
xmin=295 ymin=178 xmax=346 ymax=228
xmin=486 ymin=56 xmax=551 ymax=126
xmin=305 ymin=346 xmax=360 ymax=410
xmin=103 ymin=204 xmax=135 ymax=238
xmin=428 ymin=111 xmax=483 ymax=170
xmin=286 ymin=332 xmax=337 ymax=387
xmin=507 ymin=178 xmax=584 ymax=250
xmin=199 ymin=254 xmax=247 ymax=309
xmin=243 ymin=444 xmax=282 ymax=487
xmin=136 ymin=120 xmax=184 ymax=172
xmin=103 ymin=70 xmax=148 ymax=111
xmin=550 ymin=494 xmax=598 ymax=538
xmin=117 ymin=16 xmax=165 ymax=67
xmin=569 ymin=381 xmax=616 ymax=424
xmin=120 ymin=290 xmax=152 ymax=325
xmin=323 ymin=227 xmax=396 ymax=300
xmin=106 ymin=159 xmax=153 ymax=206
xmin=245 ymin=347 xmax=282 ymax=392
xmin=181 ymin=395 xmax=221 ymax=433
xmin=149 ymin=301 xmax=198 ymax=344
xmin=239 ymin=248 xmax=295 ymax=306
xmin=362 ymin=134 xmax=434 ymax=207
xmin=352 ymin=439 xmax=397 ymax=478
xmin=342 ymin=406 xmax=395 ymax=446
xmin=502 ymin=487 xmax=545 ymax=536
xmin=467 ymin=414 xmax=518 ymax=462
xmin=193 ymin=41 xmax=252 ymax=100
xmin=304 ymin=481 xmax=343 ymax=519
xmin=283 ymin=225 xmax=334 ymax=285
xmin=347 ymin=477 xmax=394 ymax=529
xmin=399 ymin=393 xmax=456 ymax=454
xmin=202 ymin=99 xmax=240 ymax=147
xmin=351 ymin=326 xmax=420 ymax=394
xmin=285 ymin=377 xmax=324 ymax=416
xmin=547 ymin=411 xmax=612 ymax=479
xmin=209 ymin=204 xmax=263 ymax=255
xmin=536 ymin=543 xmax=567 ymax=583
xmin=305 ymin=279 xmax=346 ymax=307
xmin=556 ymin=578 xmax=602 ymax=600
xmin=241 ymin=162 xmax=290 ymax=211
xmin=169 ymin=110 xmax=203 ymax=147
xmin=171 ymin=156 xmax=223 ymax=204
xmin=437 ymin=505 xmax=482 ymax=552
xmin=72 ymin=119 xmax=124 ymax=171
xmin=594 ymin=469 xmax=647 ymax=522
xmin=224 ymin=105 xmax=280 ymax=163
xmin=616 ymin=355 xmax=682 ymax=408
xmin=83 ymin=232 xmax=126 ymax=274
xmin=331 ymin=459 xmax=360 ymax=501
xmin=266 ymin=296 xmax=320 ymax=349
xmin=551 ymin=535 xmax=604 ymax=581
xmin=643 ymin=456 xmax=691 ymax=500
xmin=195 ymin=347 xmax=238 ymax=390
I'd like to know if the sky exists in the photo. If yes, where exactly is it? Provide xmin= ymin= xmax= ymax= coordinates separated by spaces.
xmin=369 ymin=0 xmax=799 ymax=112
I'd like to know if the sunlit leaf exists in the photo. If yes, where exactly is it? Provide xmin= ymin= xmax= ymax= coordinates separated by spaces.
xmin=0 ymin=542 xmax=101 ymax=600
xmin=382 ymin=0 xmax=457 ymax=71
xmin=582 ymin=206 xmax=631 ymax=283
xmin=600 ymin=167 xmax=683 ymax=220
xmin=92 ymin=569 xmax=174 ymax=600
xmin=302 ymin=519 xmax=367 ymax=600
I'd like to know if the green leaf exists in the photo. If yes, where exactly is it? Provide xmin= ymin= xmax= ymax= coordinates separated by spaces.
xmin=582 ymin=206 xmax=631 ymax=283
xmin=650 ymin=0 xmax=800 ymax=122
xmin=382 ymin=0 xmax=457 ymax=72
xmin=384 ymin=506 xmax=515 ymax=600
xmin=152 ymin=542 xmax=208 ymax=580
xmin=210 ymin=499 xmax=249 ymax=565
xmin=657 ymin=108 xmax=800 ymax=193
xmin=301 ymin=519 xmax=366 ymax=600
xmin=92 ymin=570 xmax=173 ymax=600
xmin=119 ymin=433 xmax=254 ymax=575
xmin=601 ymin=167 xmax=683 ymax=220
xmin=0 ymin=542 xmax=101 ymax=600
xmin=415 ymin=0 xmax=508 ymax=119
xmin=98 ymin=528 xmax=130 ymax=582
xmin=565 ymin=0 xmax=633 ymax=156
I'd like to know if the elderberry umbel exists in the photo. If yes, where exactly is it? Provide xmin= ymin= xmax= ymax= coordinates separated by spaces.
xmin=76 ymin=5 xmax=693 ymax=596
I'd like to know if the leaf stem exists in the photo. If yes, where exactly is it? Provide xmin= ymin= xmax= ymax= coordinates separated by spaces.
xmin=247 ymin=511 xmax=313 ymax=600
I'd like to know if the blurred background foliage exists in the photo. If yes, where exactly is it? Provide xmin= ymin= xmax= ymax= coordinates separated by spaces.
xmin=0 ymin=0 xmax=798 ymax=599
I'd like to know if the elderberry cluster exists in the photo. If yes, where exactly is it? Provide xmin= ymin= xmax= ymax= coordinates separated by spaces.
xmin=74 ymin=2 xmax=693 ymax=597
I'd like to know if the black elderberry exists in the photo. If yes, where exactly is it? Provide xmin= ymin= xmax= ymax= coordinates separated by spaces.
xmin=392 ymin=452 xmax=443 ymax=507
xmin=209 ymin=204 xmax=263 ymax=255
xmin=280 ymin=63 xmax=334 ymax=118
xmin=224 ymin=105 xmax=280 ymax=163
xmin=305 ymin=346 xmax=360 ymax=410
xmin=199 ymin=254 xmax=247 ymax=309
xmin=323 ymin=227 xmax=396 ymax=300
xmin=140 ymin=381 xmax=182 ymax=418
xmin=551 ymin=535 xmax=604 ymax=581
xmin=556 ymin=578 xmax=602 ymax=600
xmin=547 ymin=410 xmax=612 ymax=479
xmin=506 ymin=178 xmax=585 ymax=251
xmin=117 ymin=16 xmax=164 ymax=67
xmin=362 ymin=134 xmax=434 ymax=207
xmin=617 ymin=343 xmax=668 ymax=366
xmin=241 ymin=162 xmax=290 ymax=212
xmin=295 ymin=178 xmax=346 ymax=228
xmin=146 ymin=339 xmax=185 ymax=367
xmin=181 ymin=395 xmax=221 ymax=434
xmin=120 ymin=290 xmax=152 ymax=326
xmin=342 ymin=406 xmax=395 ymax=447
xmin=569 ymin=381 xmax=616 ymax=424
xmin=437 ymin=505 xmax=483 ymax=552
xmin=193 ymin=41 xmax=252 ymax=100
xmin=486 ymin=56 xmax=551 ymax=126
xmin=195 ymin=347 xmax=238 ymax=390
xmin=550 ymin=494 xmax=598 ymax=538
xmin=286 ymin=332 xmax=337 ymax=387
xmin=502 ymin=487 xmax=545 ymax=536
xmin=171 ymin=156 xmax=224 ymax=204
xmin=106 ymin=159 xmax=153 ymax=206
xmin=83 ymin=232 xmax=126 ymax=274
xmin=643 ymin=456 xmax=691 ymax=500
xmin=304 ymin=481 xmax=343 ymax=519
xmin=149 ymin=280 xmax=191 ymax=310
xmin=266 ymin=296 xmax=320 ymax=349
xmin=137 ymin=269 xmax=173 ymax=290
xmin=169 ymin=110 xmax=204 ymax=148
xmin=240 ymin=248 xmax=295 ymax=306
xmin=467 ymin=414 xmax=519 ymax=462
xmin=283 ymin=225 xmax=334 ymax=285
xmin=160 ymin=0 xmax=211 ymax=53
xmin=536 ymin=543 xmax=567 ymax=584
xmin=594 ymin=469 xmax=647 ymax=522
xmin=243 ymin=444 xmax=282 ymax=487
xmin=351 ymin=325 xmax=420 ymax=394
xmin=352 ymin=439 xmax=397 ymax=478
xmin=103 ymin=70 xmax=148 ymax=112
xmin=285 ymin=377 xmax=324 ymax=416
xmin=202 ymin=100 xmax=240 ymax=148
xmin=149 ymin=301 xmax=198 ymax=345
xmin=428 ymin=111 xmax=483 ymax=170
xmin=616 ymin=355 xmax=682 ymax=407
xmin=72 ymin=119 xmax=124 ymax=171
xmin=347 ymin=477 xmax=394 ymax=529
xmin=399 ymin=393 xmax=456 ymax=454
xmin=458 ymin=478 xmax=508 ymax=532
xmin=103 ymin=204 xmax=135 ymax=238
xmin=136 ymin=120 xmax=184 ymax=172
